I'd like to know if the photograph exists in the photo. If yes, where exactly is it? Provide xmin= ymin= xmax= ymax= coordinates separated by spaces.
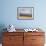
xmin=17 ymin=7 xmax=34 ymax=20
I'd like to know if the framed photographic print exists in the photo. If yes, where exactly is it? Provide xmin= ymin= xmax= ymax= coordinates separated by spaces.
xmin=17 ymin=7 xmax=34 ymax=20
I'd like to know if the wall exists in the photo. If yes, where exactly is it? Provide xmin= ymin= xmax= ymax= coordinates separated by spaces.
xmin=0 ymin=0 xmax=46 ymax=44
xmin=0 ymin=0 xmax=45 ymax=28
xmin=0 ymin=0 xmax=46 ymax=29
